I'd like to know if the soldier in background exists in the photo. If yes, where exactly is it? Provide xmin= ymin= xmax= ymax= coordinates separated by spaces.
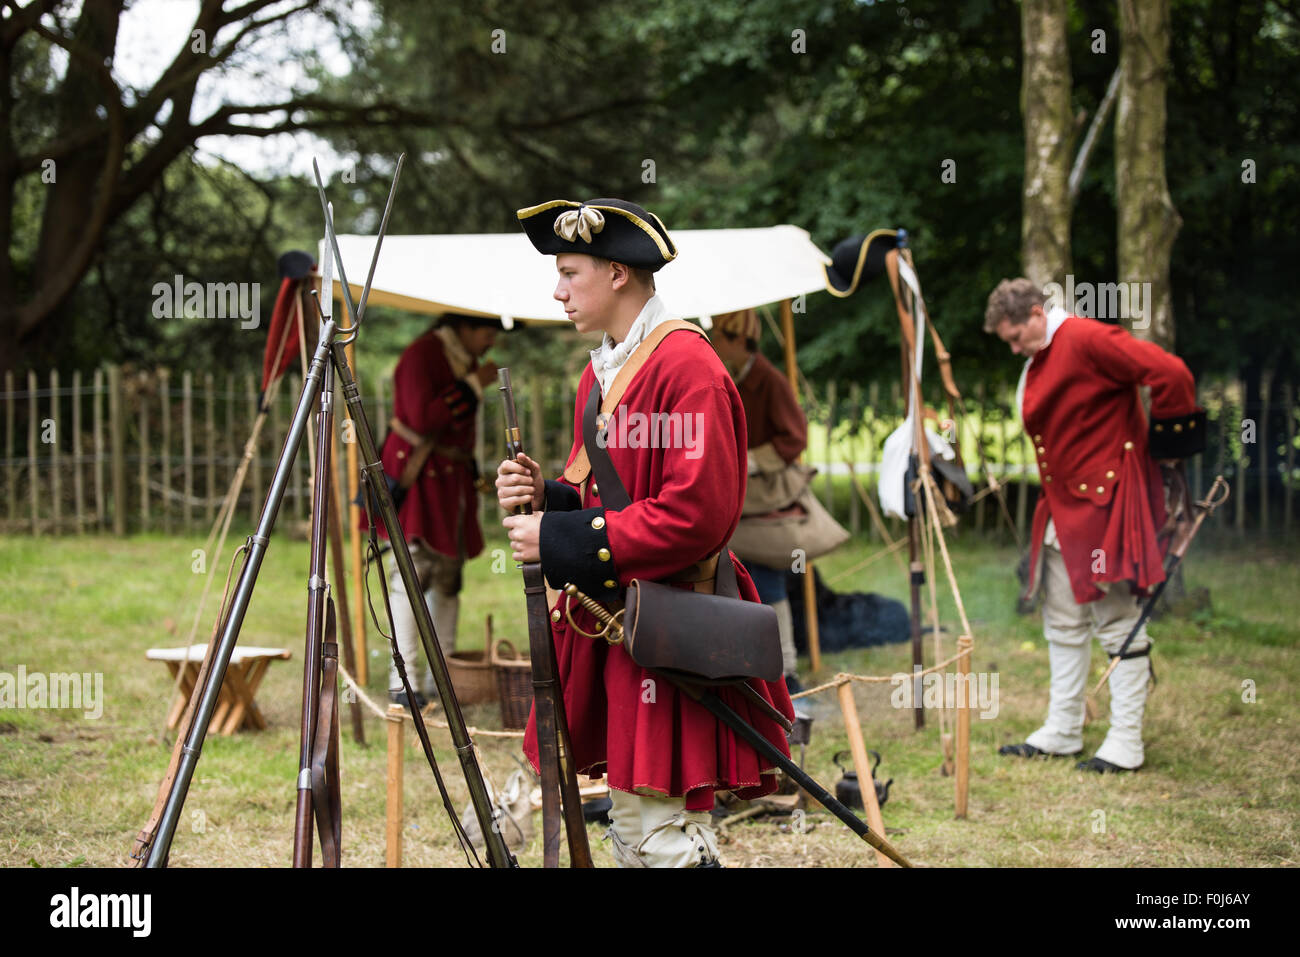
xmin=378 ymin=313 xmax=499 ymax=707
xmin=986 ymin=278 xmax=1204 ymax=772
xmin=710 ymin=308 xmax=808 ymax=693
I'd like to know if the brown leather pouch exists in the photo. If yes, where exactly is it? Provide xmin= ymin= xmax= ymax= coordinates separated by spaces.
xmin=624 ymin=579 xmax=782 ymax=683
xmin=622 ymin=551 xmax=782 ymax=683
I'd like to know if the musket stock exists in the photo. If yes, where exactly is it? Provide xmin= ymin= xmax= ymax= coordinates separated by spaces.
xmin=499 ymin=368 xmax=593 ymax=868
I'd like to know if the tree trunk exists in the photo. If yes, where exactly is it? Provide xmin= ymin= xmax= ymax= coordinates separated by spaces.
xmin=1020 ymin=0 xmax=1074 ymax=289
xmin=1116 ymin=0 xmax=1182 ymax=349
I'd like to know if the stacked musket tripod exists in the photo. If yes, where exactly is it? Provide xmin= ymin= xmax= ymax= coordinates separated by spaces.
xmin=130 ymin=156 xmax=516 ymax=869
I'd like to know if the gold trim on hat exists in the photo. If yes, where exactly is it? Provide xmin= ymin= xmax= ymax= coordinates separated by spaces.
xmin=587 ymin=204 xmax=675 ymax=261
xmin=824 ymin=228 xmax=899 ymax=298
xmin=517 ymin=199 xmax=676 ymax=263
xmin=517 ymin=198 xmax=581 ymax=219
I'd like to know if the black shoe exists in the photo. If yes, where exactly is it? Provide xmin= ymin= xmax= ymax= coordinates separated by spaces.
xmin=695 ymin=858 xmax=725 ymax=868
xmin=998 ymin=742 xmax=1082 ymax=759
xmin=389 ymin=689 xmax=428 ymax=711
xmin=1076 ymin=756 xmax=1135 ymax=774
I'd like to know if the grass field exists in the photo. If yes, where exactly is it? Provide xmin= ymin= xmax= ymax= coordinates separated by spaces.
xmin=0 ymin=526 xmax=1296 ymax=868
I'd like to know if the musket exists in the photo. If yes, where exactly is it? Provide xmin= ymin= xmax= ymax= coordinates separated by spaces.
xmin=313 ymin=163 xmax=516 ymax=869
xmin=292 ymin=217 xmax=341 ymax=867
xmin=1090 ymin=474 xmax=1230 ymax=697
xmin=562 ymin=584 xmax=913 ymax=868
xmin=498 ymin=368 xmax=593 ymax=868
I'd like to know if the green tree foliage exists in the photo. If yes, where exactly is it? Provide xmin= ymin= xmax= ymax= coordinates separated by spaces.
xmin=8 ymin=0 xmax=1295 ymax=409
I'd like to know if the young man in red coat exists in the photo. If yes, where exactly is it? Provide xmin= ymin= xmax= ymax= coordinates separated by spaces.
xmin=985 ymin=278 xmax=1204 ymax=772
xmin=496 ymin=198 xmax=794 ymax=866
xmin=379 ymin=314 xmax=498 ymax=707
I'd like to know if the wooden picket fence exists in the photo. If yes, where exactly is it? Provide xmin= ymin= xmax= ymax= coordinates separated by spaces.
xmin=0 ymin=365 xmax=577 ymax=537
xmin=0 ymin=366 xmax=1293 ymax=539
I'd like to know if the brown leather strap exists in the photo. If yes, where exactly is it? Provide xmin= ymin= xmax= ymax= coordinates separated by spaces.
xmin=563 ymin=320 xmax=707 ymax=484
xmin=310 ymin=599 xmax=342 ymax=867
xmin=885 ymin=250 xmax=929 ymax=469
xmin=662 ymin=554 xmax=720 ymax=585
xmin=390 ymin=415 xmax=471 ymax=489
xmin=893 ymin=249 xmax=964 ymax=456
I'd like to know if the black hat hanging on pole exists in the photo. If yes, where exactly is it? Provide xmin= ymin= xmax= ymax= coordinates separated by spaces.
xmin=823 ymin=229 xmax=901 ymax=297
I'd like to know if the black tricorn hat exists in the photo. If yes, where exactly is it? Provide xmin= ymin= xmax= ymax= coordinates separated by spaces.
xmin=823 ymin=229 xmax=901 ymax=297
xmin=278 ymin=250 xmax=316 ymax=280
xmin=437 ymin=311 xmax=506 ymax=330
xmin=516 ymin=198 xmax=677 ymax=272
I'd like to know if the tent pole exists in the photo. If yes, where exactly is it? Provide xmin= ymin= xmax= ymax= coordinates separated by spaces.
xmin=781 ymin=298 xmax=821 ymax=674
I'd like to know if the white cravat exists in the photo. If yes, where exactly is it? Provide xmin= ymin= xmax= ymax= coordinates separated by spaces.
xmin=590 ymin=295 xmax=671 ymax=395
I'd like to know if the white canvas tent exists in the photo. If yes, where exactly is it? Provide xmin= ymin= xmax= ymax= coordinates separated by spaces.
xmin=321 ymin=225 xmax=832 ymax=326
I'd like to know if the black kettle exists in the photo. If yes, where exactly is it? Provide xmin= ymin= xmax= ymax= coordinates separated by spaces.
xmin=833 ymin=750 xmax=893 ymax=809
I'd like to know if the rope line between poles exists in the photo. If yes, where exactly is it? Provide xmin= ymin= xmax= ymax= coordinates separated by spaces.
xmin=335 ymin=661 xmax=525 ymax=738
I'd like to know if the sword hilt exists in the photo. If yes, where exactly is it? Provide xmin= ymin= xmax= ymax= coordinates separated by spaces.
xmin=1199 ymin=474 xmax=1230 ymax=513
xmin=562 ymin=583 xmax=624 ymax=644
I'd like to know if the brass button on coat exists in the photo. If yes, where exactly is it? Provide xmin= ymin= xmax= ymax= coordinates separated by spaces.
xmin=591 ymin=516 xmax=606 ymax=530
xmin=1106 ymin=470 xmax=1115 ymax=479
xmin=1124 ymin=441 xmax=1134 ymax=450
xmin=1096 ymin=486 xmax=1104 ymax=494
xmin=603 ymin=579 xmax=617 ymax=589
xmin=1045 ymin=475 xmax=1052 ymax=483
xmin=550 ymin=609 xmax=561 ymax=623
xmin=1079 ymin=483 xmax=1088 ymax=491
xmin=597 ymin=547 xmax=611 ymax=562
xmin=1037 ymin=446 xmax=1046 ymax=455
xmin=591 ymin=483 xmax=599 ymax=497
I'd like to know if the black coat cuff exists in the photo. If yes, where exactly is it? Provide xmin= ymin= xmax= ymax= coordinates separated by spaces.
xmin=1149 ymin=409 xmax=1207 ymax=459
xmin=539 ymin=507 xmax=620 ymax=601
xmin=543 ymin=479 xmax=582 ymax=513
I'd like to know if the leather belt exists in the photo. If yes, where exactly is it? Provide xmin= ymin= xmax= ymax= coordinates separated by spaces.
xmin=389 ymin=416 xmax=473 ymax=462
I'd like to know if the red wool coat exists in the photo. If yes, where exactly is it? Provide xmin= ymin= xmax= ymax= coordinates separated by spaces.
xmin=525 ymin=329 xmax=795 ymax=811
xmin=376 ymin=330 xmax=484 ymax=560
xmin=1023 ymin=316 xmax=1201 ymax=604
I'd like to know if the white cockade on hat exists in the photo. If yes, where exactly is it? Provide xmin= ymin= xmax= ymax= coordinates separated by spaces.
xmin=553 ymin=205 xmax=606 ymax=244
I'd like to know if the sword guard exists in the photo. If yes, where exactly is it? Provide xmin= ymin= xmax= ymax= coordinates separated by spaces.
xmin=562 ymin=584 xmax=625 ymax=644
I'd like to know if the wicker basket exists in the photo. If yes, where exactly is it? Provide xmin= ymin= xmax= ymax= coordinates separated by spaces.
xmin=492 ymin=638 xmax=534 ymax=731
xmin=447 ymin=616 xmax=498 ymax=706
